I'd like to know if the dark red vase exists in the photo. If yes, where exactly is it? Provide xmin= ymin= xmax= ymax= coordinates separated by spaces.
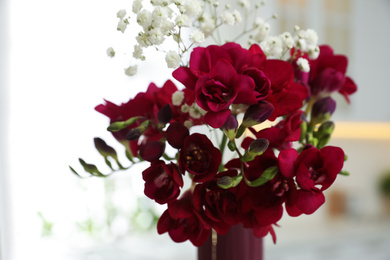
xmin=197 ymin=224 xmax=263 ymax=260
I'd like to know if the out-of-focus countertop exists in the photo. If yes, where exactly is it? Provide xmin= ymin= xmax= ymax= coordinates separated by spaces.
xmin=64 ymin=217 xmax=390 ymax=260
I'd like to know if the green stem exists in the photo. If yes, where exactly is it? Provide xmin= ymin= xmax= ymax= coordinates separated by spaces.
xmin=218 ymin=133 xmax=228 ymax=172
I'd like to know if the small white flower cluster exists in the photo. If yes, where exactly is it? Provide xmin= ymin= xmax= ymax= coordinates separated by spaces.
xmin=259 ymin=27 xmax=319 ymax=60
xmin=117 ymin=9 xmax=129 ymax=33
xmin=108 ymin=0 xmax=321 ymax=76
xmin=297 ymin=57 xmax=310 ymax=72
xmin=294 ymin=28 xmax=320 ymax=59
xmin=171 ymin=90 xmax=207 ymax=127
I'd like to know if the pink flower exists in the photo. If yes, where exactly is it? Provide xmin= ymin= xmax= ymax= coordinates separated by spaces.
xmin=142 ymin=160 xmax=183 ymax=204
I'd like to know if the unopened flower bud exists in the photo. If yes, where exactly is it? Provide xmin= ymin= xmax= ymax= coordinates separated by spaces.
xmin=157 ymin=104 xmax=172 ymax=125
xmin=222 ymin=114 xmax=238 ymax=141
xmin=245 ymin=166 xmax=278 ymax=187
xmin=126 ymin=128 xmax=143 ymax=141
xmin=236 ymin=102 xmax=274 ymax=138
xmin=139 ymin=141 xmax=165 ymax=162
xmin=166 ymin=122 xmax=189 ymax=149
xmin=310 ymin=97 xmax=336 ymax=125
xmin=316 ymin=121 xmax=335 ymax=137
xmin=242 ymin=101 xmax=274 ymax=128
xmin=217 ymin=176 xmax=234 ymax=189
xmin=94 ymin=138 xmax=118 ymax=159
xmin=242 ymin=138 xmax=269 ymax=162
xmin=217 ymin=175 xmax=243 ymax=189
xmin=107 ymin=121 xmax=126 ymax=132
xmin=317 ymin=133 xmax=331 ymax=149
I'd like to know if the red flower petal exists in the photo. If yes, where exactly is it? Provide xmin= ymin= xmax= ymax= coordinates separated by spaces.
xmin=262 ymin=60 xmax=294 ymax=92
xmin=296 ymin=190 xmax=325 ymax=214
xmin=204 ymin=109 xmax=231 ymax=128
xmin=172 ymin=67 xmax=198 ymax=90
xmin=278 ymin=149 xmax=299 ymax=179
xmin=339 ymin=76 xmax=358 ymax=103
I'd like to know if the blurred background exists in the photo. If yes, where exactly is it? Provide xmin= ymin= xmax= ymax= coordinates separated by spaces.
xmin=1 ymin=0 xmax=390 ymax=259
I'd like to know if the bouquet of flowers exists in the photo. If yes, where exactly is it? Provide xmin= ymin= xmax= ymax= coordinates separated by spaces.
xmin=71 ymin=0 xmax=357 ymax=247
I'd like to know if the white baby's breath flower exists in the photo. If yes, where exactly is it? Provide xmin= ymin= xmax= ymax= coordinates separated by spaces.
xmin=308 ymin=46 xmax=320 ymax=59
xmin=175 ymin=14 xmax=192 ymax=27
xmin=239 ymin=0 xmax=250 ymax=9
xmin=157 ymin=20 xmax=175 ymax=34
xmin=151 ymin=0 xmax=171 ymax=6
xmin=173 ymin=0 xmax=183 ymax=5
xmin=297 ymin=57 xmax=310 ymax=72
xmin=297 ymin=38 xmax=308 ymax=52
xmin=117 ymin=9 xmax=127 ymax=19
xmin=232 ymin=10 xmax=242 ymax=23
xmin=181 ymin=103 xmax=190 ymax=113
xmin=172 ymin=91 xmax=185 ymax=106
xmin=152 ymin=6 xmax=172 ymax=22
xmin=106 ymin=47 xmax=115 ymax=58
xmin=181 ymin=0 xmax=203 ymax=18
xmin=254 ymin=17 xmax=265 ymax=28
xmin=189 ymin=103 xmax=206 ymax=119
xmin=132 ymin=0 xmax=143 ymax=14
xmin=253 ymin=22 xmax=270 ymax=42
xmin=305 ymin=29 xmax=318 ymax=46
xmin=117 ymin=19 xmax=128 ymax=33
xmin=165 ymin=51 xmax=181 ymax=68
xmin=133 ymin=45 xmax=143 ymax=59
xmin=148 ymin=28 xmax=165 ymax=45
xmin=124 ymin=65 xmax=138 ymax=76
xmin=137 ymin=9 xmax=152 ymax=29
xmin=262 ymin=36 xmax=283 ymax=57
xmin=220 ymin=11 xmax=236 ymax=25
xmin=136 ymin=33 xmax=150 ymax=47
xmin=280 ymin=32 xmax=294 ymax=49
xmin=190 ymin=29 xmax=205 ymax=44
xmin=200 ymin=13 xmax=215 ymax=36
xmin=184 ymin=120 xmax=193 ymax=128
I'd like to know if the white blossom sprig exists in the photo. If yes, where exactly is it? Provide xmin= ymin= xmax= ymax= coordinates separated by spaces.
xmin=108 ymin=0 xmax=320 ymax=76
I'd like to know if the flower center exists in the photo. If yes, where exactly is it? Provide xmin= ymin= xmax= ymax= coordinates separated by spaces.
xmin=186 ymin=145 xmax=209 ymax=173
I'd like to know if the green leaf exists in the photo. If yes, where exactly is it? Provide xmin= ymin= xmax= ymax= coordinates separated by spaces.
xmin=245 ymin=166 xmax=278 ymax=187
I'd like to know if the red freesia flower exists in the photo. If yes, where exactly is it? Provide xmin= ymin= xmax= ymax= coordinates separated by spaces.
xmin=309 ymin=45 xmax=357 ymax=102
xmin=95 ymin=80 xmax=204 ymax=156
xmin=195 ymin=59 xmax=257 ymax=128
xmin=243 ymin=110 xmax=304 ymax=151
xmin=166 ymin=122 xmax=190 ymax=149
xmin=179 ymin=133 xmax=222 ymax=182
xmin=290 ymin=146 xmax=345 ymax=215
xmin=142 ymin=160 xmax=183 ymax=204
xmin=173 ymin=42 xmax=308 ymax=127
xmin=193 ymin=170 xmax=242 ymax=235
xmin=157 ymin=190 xmax=211 ymax=246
